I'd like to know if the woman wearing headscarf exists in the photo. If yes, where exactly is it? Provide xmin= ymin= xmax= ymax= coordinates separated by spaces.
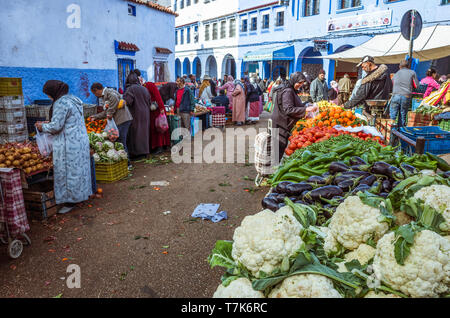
xmin=35 ymin=80 xmax=92 ymax=214
xmin=218 ymin=75 xmax=235 ymax=111
xmin=246 ymin=76 xmax=262 ymax=123
xmin=144 ymin=80 xmax=170 ymax=155
xmin=199 ymin=76 xmax=214 ymax=103
xmin=123 ymin=70 xmax=152 ymax=160
xmin=231 ymin=79 xmax=246 ymax=126
xmin=271 ymin=72 xmax=318 ymax=161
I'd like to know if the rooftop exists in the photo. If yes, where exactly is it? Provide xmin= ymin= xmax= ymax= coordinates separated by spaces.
xmin=125 ymin=0 xmax=178 ymax=17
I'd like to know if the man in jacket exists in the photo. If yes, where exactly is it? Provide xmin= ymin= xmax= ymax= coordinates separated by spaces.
xmin=338 ymin=74 xmax=352 ymax=105
xmin=90 ymin=82 xmax=133 ymax=160
xmin=310 ymin=69 xmax=328 ymax=102
xmin=212 ymin=89 xmax=230 ymax=112
xmin=271 ymin=72 xmax=318 ymax=162
xmin=174 ymin=77 xmax=195 ymax=132
xmin=345 ymin=56 xmax=392 ymax=111
xmin=390 ymin=60 xmax=419 ymax=127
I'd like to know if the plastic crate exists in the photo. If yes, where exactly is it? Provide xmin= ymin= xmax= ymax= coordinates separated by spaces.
xmin=95 ymin=160 xmax=128 ymax=183
xmin=0 ymin=107 xmax=26 ymax=122
xmin=0 ymin=78 xmax=22 ymax=96
xmin=0 ymin=95 xmax=24 ymax=109
xmin=439 ymin=120 xmax=450 ymax=132
xmin=25 ymin=105 xmax=50 ymax=120
xmin=0 ymin=130 xmax=28 ymax=143
xmin=399 ymin=126 xmax=450 ymax=155
xmin=411 ymin=97 xmax=422 ymax=111
xmin=83 ymin=104 xmax=97 ymax=118
xmin=0 ymin=120 xmax=26 ymax=134
xmin=354 ymin=107 xmax=363 ymax=115
xmin=26 ymin=116 xmax=46 ymax=134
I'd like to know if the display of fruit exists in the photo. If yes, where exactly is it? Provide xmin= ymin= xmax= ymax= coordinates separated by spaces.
xmin=0 ymin=142 xmax=52 ymax=175
xmin=85 ymin=118 xmax=107 ymax=134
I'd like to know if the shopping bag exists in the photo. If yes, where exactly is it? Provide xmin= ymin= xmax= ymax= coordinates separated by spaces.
xmin=264 ymin=101 xmax=274 ymax=113
xmin=104 ymin=118 xmax=119 ymax=141
xmin=35 ymin=127 xmax=53 ymax=157
xmin=155 ymin=113 xmax=169 ymax=133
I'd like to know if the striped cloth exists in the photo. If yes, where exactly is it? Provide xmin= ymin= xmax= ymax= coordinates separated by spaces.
xmin=0 ymin=169 xmax=30 ymax=237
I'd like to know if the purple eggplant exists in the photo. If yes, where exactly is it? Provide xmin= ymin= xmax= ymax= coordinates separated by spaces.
xmin=329 ymin=162 xmax=350 ymax=174
xmin=278 ymin=203 xmax=286 ymax=209
xmin=360 ymin=175 xmax=377 ymax=186
xmin=352 ymin=184 xmax=371 ymax=195
xmin=285 ymin=182 xmax=314 ymax=196
xmin=444 ymin=171 xmax=450 ymax=179
xmin=370 ymin=162 xmax=404 ymax=180
xmin=400 ymin=163 xmax=418 ymax=178
xmin=379 ymin=192 xmax=389 ymax=199
xmin=350 ymin=165 xmax=362 ymax=171
xmin=306 ymin=186 xmax=344 ymax=202
xmin=261 ymin=197 xmax=279 ymax=211
xmin=338 ymin=179 xmax=355 ymax=192
xmin=275 ymin=181 xmax=294 ymax=194
xmin=382 ymin=179 xmax=392 ymax=193
xmin=307 ymin=176 xmax=327 ymax=184
xmin=349 ymin=156 xmax=367 ymax=166
xmin=341 ymin=171 xmax=371 ymax=178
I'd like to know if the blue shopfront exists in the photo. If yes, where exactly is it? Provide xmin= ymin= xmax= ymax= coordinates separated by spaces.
xmin=242 ymin=45 xmax=295 ymax=80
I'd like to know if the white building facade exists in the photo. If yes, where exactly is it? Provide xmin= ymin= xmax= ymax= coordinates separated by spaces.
xmin=174 ymin=0 xmax=450 ymax=83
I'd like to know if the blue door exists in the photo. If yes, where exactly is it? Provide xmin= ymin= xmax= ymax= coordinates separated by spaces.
xmin=118 ymin=58 xmax=135 ymax=92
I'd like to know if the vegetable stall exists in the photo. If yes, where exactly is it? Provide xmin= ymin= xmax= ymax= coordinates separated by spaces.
xmin=207 ymin=100 xmax=450 ymax=298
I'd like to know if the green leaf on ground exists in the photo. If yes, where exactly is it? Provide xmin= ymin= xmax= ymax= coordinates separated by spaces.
xmin=210 ymin=189 xmax=216 ymax=192
xmin=53 ymin=293 xmax=63 ymax=298
xmin=219 ymin=182 xmax=231 ymax=187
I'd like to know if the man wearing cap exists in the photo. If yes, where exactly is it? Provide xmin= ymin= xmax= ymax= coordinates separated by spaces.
xmin=344 ymin=56 xmax=392 ymax=110
xmin=310 ymin=70 xmax=329 ymax=103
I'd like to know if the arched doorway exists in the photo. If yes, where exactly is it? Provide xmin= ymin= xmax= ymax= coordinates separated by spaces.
xmin=205 ymin=55 xmax=218 ymax=79
xmin=222 ymin=54 xmax=236 ymax=79
xmin=182 ymin=58 xmax=191 ymax=76
xmin=175 ymin=58 xmax=181 ymax=79
xmin=296 ymin=47 xmax=323 ymax=80
xmin=333 ymin=45 xmax=356 ymax=82
xmin=193 ymin=57 xmax=202 ymax=81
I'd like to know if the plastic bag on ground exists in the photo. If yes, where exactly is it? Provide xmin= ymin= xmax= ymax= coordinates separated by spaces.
xmin=155 ymin=114 xmax=169 ymax=133
xmin=35 ymin=127 xmax=53 ymax=157
xmin=333 ymin=125 xmax=384 ymax=139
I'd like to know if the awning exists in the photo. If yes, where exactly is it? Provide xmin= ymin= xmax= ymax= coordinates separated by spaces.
xmin=243 ymin=45 xmax=295 ymax=62
xmin=155 ymin=47 xmax=172 ymax=54
xmin=322 ymin=25 xmax=450 ymax=64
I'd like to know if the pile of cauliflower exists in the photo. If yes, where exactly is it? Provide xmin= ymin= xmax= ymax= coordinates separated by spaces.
xmin=89 ymin=133 xmax=127 ymax=163
xmin=210 ymin=184 xmax=450 ymax=298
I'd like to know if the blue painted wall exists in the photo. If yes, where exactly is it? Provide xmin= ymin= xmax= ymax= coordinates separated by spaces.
xmin=0 ymin=0 xmax=174 ymax=103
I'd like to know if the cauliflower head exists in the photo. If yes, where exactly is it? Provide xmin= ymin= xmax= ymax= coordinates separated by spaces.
xmin=213 ymin=278 xmax=264 ymax=298
xmin=372 ymin=230 xmax=450 ymax=298
xmin=413 ymin=185 xmax=450 ymax=232
xmin=231 ymin=206 xmax=303 ymax=277
xmin=336 ymin=244 xmax=376 ymax=273
xmin=364 ymin=291 xmax=400 ymax=298
xmin=324 ymin=196 xmax=389 ymax=254
xmin=268 ymin=274 xmax=342 ymax=298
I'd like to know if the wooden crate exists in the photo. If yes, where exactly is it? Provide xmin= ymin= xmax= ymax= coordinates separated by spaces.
xmin=376 ymin=118 xmax=395 ymax=143
xmin=22 ymin=180 xmax=57 ymax=220
xmin=407 ymin=112 xmax=438 ymax=127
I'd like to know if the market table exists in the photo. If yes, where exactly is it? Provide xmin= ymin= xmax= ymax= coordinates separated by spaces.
xmin=193 ymin=110 xmax=211 ymax=131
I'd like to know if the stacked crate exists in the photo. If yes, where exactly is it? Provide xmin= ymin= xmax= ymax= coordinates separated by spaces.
xmin=0 ymin=78 xmax=28 ymax=143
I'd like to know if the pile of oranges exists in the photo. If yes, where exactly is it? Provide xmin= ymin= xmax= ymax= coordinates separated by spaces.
xmin=293 ymin=105 xmax=365 ymax=132
xmin=85 ymin=118 xmax=107 ymax=134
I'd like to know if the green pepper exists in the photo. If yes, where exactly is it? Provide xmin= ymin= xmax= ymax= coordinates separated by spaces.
xmin=279 ymin=172 xmax=309 ymax=182
xmin=307 ymin=152 xmax=337 ymax=166
xmin=301 ymin=150 xmax=314 ymax=162
xmin=339 ymin=149 xmax=354 ymax=159
xmin=290 ymin=166 xmax=327 ymax=177
xmin=426 ymin=152 xmax=450 ymax=172
xmin=334 ymin=143 xmax=353 ymax=154
xmin=271 ymin=159 xmax=301 ymax=182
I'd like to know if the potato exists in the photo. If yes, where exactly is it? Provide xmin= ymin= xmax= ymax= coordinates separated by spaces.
xmin=7 ymin=155 xmax=14 ymax=161
xmin=31 ymin=166 xmax=37 ymax=172
xmin=23 ymin=147 xmax=31 ymax=154
xmin=12 ymin=160 xmax=20 ymax=167
xmin=5 ymin=160 xmax=11 ymax=166
xmin=37 ymin=164 xmax=44 ymax=170
xmin=29 ymin=159 xmax=35 ymax=166
xmin=0 ymin=154 xmax=5 ymax=163
xmin=25 ymin=167 xmax=32 ymax=174
xmin=31 ymin=154 xmax=38 ymax=160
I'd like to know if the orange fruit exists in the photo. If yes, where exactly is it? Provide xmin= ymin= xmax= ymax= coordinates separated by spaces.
xmin=97 ymin=188 xmax=103 ymax=194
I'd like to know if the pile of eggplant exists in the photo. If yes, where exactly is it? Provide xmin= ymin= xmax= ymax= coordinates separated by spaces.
xmin=262 ymin=156 xmax=420 ymax=221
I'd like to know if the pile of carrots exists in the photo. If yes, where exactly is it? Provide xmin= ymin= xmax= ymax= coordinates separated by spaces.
xmin=85 ymin=118 xmax=107 ymax=134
